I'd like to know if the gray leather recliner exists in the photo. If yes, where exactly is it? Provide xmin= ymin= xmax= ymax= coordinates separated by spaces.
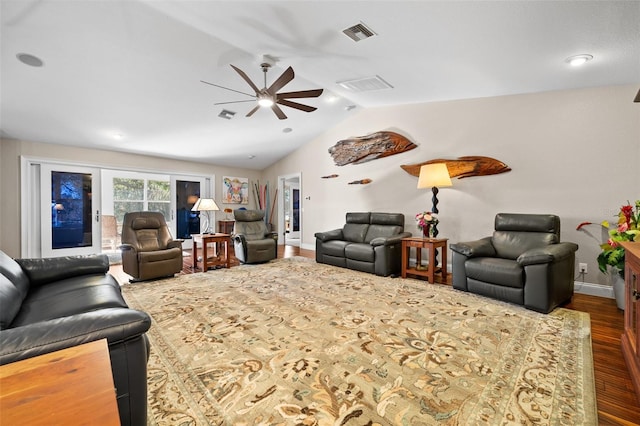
xmin=450 ymin=213 xmax=578 ymax=313
xmin=120 ymin=211 xmax=183 ymax=281
xmin=232 ymin=210 xmax=278 ymax=264
xmin=315 ymin=212 xmax=411 ymax=277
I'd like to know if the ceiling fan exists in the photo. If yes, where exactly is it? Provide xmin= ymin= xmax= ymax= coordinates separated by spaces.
xmin=201 ymin=58 xmax=324 ymax=120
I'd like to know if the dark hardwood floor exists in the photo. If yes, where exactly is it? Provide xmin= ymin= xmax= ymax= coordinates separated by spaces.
xmin=111 ymin=245 xmax=640 ymax=425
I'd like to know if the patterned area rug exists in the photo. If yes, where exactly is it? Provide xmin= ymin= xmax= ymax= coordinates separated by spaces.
xmin=121 ymin=257 xmax=597 ymax=425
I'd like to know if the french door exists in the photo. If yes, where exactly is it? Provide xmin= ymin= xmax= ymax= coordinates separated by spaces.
xmin=40 ymin=164 xmax=101 ymax=257
xmin=170 ymin=175 xmax=208 ymax=249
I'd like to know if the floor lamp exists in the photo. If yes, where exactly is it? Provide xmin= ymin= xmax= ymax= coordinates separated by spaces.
xmin=417 ymin=163 xmax=452 ymax=239
xmin=191 ymin=198 xmax=220 ymax=234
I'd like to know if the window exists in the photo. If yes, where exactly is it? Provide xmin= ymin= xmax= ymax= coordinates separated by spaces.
xmin=113 ymin=177 xmax=170 ymax=223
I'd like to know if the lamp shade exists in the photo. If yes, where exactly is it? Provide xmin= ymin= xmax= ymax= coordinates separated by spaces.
xmin=635 ymin=88 xmax=640 ymax=103
xmin=417 ymin=163 xmax=452 ymax=189
xmin=191 ymin=198 xmax=220 ymax=211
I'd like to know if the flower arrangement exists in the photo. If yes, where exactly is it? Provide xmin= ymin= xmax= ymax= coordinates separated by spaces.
xmin=577 ymin=200 xmax=639 ymax=278
xmin=416 ymin=211 xmax=438 ymax=236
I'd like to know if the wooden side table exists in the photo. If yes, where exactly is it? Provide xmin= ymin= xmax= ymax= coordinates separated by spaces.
xmin=218 ymin=220 xmax=235 ymax=234
xmin=192 ymin=233 xmax=231 ymax=271
xmin=401 ymin=237 xmax=448 ymax=283
xmin=0 ymin=339 xmax=120 ymax=425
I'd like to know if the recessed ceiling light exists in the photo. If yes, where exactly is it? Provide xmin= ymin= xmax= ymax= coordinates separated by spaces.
xmin=112 ymin=133 xmax=124 ymax=140
xmin=16 ymin=53 xmax=44 ymax=67
xmin=282 ymin=127 xmax=292 ymax=133
xmin=565 ymin=54 xmax=593 ymax=67
xmin=248 ymin=154 xmax=256 ymax=159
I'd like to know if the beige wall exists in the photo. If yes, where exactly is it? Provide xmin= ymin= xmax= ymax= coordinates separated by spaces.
xmin=0 ymin=139 xmax=262 ymax=257
xmin=263 ymin=84 xmax=640 ymax=287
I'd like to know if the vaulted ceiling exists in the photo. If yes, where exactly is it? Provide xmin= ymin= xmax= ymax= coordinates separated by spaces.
xmin=2 ymin=1 xmax=639 ymax=169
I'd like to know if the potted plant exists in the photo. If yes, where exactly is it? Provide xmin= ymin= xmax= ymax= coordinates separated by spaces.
xmin=578 ymin=200 xmax=639 ymax=309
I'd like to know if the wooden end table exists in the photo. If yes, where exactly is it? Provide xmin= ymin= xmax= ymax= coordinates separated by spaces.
xmin=401 ymin=237 xmax=448 ymax=283
xmin=192 ymin=233 xmax=231 ymax=271
xmin=0 ymin=339 xmax=120 ymax=425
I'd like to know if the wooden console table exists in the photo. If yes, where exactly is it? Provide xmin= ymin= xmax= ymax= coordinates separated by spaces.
xmin=192 ymin=233 xmax=231 ymax=271
xmin=401 ymin=237 xmax=448 ymax=283
xmin=621 ymin=241 xmax=640 ymax=403
xmin=0 ymin=339 xmax=120 ymax=425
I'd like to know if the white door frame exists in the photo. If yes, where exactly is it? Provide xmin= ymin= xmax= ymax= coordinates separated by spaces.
xmin=277 ymin=172 xmax=301 ymax=246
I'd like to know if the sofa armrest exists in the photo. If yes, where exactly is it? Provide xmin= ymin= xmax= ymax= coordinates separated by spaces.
xmin=0 ymin=308 xmax=151 ymax=365
xmin=314 ymin=228 xmax=343 ymax=242
xmin=15 ymin=255 xmax=110 ymax=287
xmin=517 ymin=242 xmax=579 ymax=266
xmin=450 ymin=237 xmax=495 ymax=258
xmin=370 ymin=232 xmax=412 ymax=247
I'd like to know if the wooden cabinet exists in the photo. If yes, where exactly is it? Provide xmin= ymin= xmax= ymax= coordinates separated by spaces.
xmin=218 ymin=220 xmax=235 ymax=234
xmin=621 ymin=242 xmax=640 ymax=402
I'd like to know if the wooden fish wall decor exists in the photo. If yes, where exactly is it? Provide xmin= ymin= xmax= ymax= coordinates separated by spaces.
xmin=401 ymin=156 xmax=511 ymax=179
xmin=348 ymin=179 xmax=372 ymax=185
xmin=329 ymin=131 xmax=417 ymax=166
xmin=321 ymin=174 xmax=339 ymax=179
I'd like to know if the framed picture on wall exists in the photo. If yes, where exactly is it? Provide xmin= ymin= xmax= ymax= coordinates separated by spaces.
xmin=222 ymin=176 xmax=249 ymax=204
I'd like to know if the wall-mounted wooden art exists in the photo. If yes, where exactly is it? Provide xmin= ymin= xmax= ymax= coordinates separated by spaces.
xmin=401 ymin=156 xmax=511 ymax=179
xmin=348 ymin=179 xmax=372 ymax=185
xmin=321 ymin=174 xmax=339 ymax=179
xmin=329 ymin=131 xmax=417 ymax=166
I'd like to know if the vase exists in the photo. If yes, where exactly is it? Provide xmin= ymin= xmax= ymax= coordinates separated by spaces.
xmin=610 ymin=269 xmax=625 ymax=311
xmin=422 ymin=225 xmax=430 ymax=238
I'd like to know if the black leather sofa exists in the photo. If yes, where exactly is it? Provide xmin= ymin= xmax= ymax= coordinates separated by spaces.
xmin=450 ymin=213 xmax=578 ymax=313
xmin=315 ymin=212 xmax=411 ymax=276
xmin=0 ymin=250 xmax=151 ymax=426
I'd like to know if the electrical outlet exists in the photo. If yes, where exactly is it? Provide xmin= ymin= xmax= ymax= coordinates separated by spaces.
xmin=579 ymin=263 xmax=588 ymax=273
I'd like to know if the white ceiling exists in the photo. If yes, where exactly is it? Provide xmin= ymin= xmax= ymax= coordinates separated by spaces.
xmin=1 ymin=1 xmax=639 ymax=170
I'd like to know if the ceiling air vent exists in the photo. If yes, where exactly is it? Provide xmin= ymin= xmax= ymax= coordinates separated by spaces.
xmin=342 ymin=22 xmax=376 ymax=42
xmin=218 ymin=109 xmax=236 ymax=120
xmin=337 ymin=75 xmax=393 ymax=92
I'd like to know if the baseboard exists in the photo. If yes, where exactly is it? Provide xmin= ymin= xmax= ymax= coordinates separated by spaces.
xmin=573 ymin=281 xmax=614 ymax=299
xmin=301 ymin=242 xmax=315 ymax=251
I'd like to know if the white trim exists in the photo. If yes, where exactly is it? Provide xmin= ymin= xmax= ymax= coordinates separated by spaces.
xmin=277 ymin=172 xmax=302 ymax=247
xmin=573 ymin=281 xmax=614 ymax=299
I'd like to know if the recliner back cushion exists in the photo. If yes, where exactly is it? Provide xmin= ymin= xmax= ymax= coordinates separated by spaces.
xmin=492 ymin=231 xmax=557 ymax=260
xmin=134 ymin=229 xmax=162 ymax=251
xmin=236 ymin=221 xmax=268 ymax=241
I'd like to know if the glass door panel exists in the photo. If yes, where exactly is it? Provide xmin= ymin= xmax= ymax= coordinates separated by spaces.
xmin=41 ymin=165 xmax=101 ymax=257
xmin=171 ymin=176 xmax=208 ymax=249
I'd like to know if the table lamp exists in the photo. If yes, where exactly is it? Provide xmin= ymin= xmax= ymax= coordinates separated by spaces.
xmin=191 ymin=198 xmax=220 ymax=234
xmin=417 ymin=163 xmax=452 ymax=238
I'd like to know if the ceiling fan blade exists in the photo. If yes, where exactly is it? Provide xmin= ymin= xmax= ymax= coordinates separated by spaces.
xmin=271 ymin=103 xmax=288 ymax=120
xmin=214 ymin=100 xmax=257 ymax=105
xmin=277 ymin=99 xmax=317 ymax=112
xmin=246 ymin=104 xmax=261 ymax=117
xmin=201 ymin=80 xmax=255 ymax=98
xmin=230 ymin=64 xmax=260 ymax=94
xmin=277 ymin=89 xmax=324 ymax=99
xmin=267 ymin=66 xmax=295 ymax=94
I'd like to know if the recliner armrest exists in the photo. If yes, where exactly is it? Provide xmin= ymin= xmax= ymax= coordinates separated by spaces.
xmin=166 ymin=240 xmax=184 ymax=249
xmin=0 ymin=308 xmax=151 ymax=365
xmin=370 ymin=232 xmax=412 ymax=247
xmin=517 ymin=242 xmax=579 ymax=266
xmin=314 ymin=228 xmax=343 ymax=242
xmin=450 ymin=237 xmax=495 ymax=258
xmin=16 ymin=254 xmax=110 ymax=287
xmin=119 ymin=243 xmax=137 ymax=252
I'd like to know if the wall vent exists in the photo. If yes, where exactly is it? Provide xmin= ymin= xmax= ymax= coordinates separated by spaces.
xmin=337 ymin=75 xmax=393 ymax=92
xmin=218 ymin=109 xmax=236 ymax=119
xmin=342 ymin=22 xmax=376 ymax=42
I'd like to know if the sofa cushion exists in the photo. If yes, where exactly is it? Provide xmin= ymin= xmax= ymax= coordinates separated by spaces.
xmin=0 ymin=275 xmax=22 ymax=330
xmin=0 ymin=251 xmax=30 ymax=302
xmin=342 ymin=223 xmax=369 ymax=243
xmin=465 ymin=257 xmax=524 ymax=289
xmin=322 ymin=240 xmax=351 ymax=257
xmin=11 ymin=274 xmax=127 ymax=327
xmin=345 ymin=243 xmax=375 ymax=262
xmin=364 ymin=224 xmax=403 ymax=243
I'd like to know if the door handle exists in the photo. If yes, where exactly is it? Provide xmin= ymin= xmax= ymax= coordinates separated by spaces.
xmin=96 ymin=209 xmax=100 ymax=222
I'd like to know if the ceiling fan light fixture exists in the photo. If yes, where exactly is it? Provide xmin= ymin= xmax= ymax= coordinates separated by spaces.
xmin=565 ymin=54 xmax=593 ymax=67
xmin=258 ymin=96 xmax=274 ymax=107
